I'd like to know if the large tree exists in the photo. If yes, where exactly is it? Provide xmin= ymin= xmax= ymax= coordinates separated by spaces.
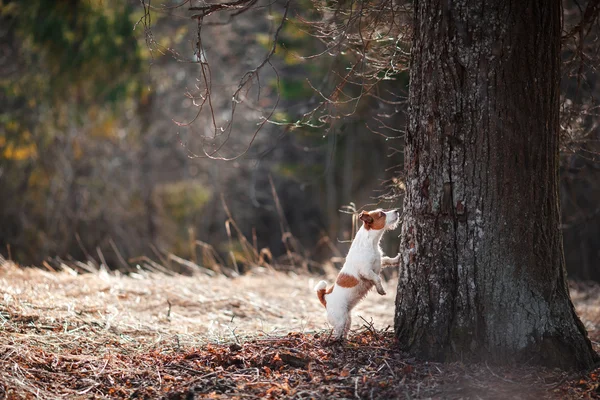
xmin=394 ymin=0 xmax=598 ymax=369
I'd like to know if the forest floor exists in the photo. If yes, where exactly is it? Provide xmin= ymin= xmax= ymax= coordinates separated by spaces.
xmin=2 ymin=258 xmax=600 ymax=399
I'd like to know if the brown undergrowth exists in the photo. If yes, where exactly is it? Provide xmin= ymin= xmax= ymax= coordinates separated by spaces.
xmin=2 ymin=259 xmax=600 ymax=399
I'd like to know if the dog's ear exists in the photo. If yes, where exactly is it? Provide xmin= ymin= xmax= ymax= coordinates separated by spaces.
xmin=359 ymin=211 xmax=374 ymax=224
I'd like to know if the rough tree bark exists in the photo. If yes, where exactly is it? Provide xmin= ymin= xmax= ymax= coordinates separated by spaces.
xmin=394 ymin=0 xmax=599 ymax=369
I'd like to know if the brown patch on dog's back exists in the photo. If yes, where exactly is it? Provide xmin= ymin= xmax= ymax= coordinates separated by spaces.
xmin=336 ymin=273 xmax=359 ymax=288
xmin=317 ymin=285 xmax=334 ymax=307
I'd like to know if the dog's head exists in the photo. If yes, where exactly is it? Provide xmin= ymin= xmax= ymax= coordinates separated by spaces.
xmin=359 ymin=209 xmax=400 ymax=231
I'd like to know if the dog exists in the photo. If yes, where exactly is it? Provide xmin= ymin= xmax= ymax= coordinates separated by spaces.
xmin=314 ymin=209 xmax=400 ymax=340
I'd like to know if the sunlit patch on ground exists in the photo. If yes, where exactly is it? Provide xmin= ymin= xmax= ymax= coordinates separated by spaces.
xmin=2 ymin=260 xmax=600 ymax=399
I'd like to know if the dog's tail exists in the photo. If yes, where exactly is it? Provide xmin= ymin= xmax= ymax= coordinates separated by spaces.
xmin=314 ymin=280 xmax=329 ymax=307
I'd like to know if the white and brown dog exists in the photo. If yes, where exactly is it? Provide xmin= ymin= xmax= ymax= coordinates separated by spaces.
xmin=315 ymin=209 xmax=400 ymax=340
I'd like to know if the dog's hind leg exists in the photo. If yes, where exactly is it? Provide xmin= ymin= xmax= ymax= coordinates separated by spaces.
xmin=344 ymin=314 xmax=352 ymax=338
xmin=329 ymin=310 xmax=350 ymax=340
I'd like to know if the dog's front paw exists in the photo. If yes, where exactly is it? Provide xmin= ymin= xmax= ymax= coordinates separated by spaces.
xmin=382 ymin=254 xmax=401 ymax=267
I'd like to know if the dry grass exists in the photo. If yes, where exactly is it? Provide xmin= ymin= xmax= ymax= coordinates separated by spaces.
xmin=2 ymin=258 xmax=600 ymax=399
xmin=0 ymin=258 xmax=393 ymax=342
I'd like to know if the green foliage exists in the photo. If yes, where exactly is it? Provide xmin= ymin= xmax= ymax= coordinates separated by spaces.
xmin=157 ymin=181 xmax=212 ymax=224
xmin=276 ymin=161 xmax=324 ymax=180
xmin=256 ymin=13 xmax=326 ymax=102
xmin=0 ymin=0 xmax=148 ymax=164
xmin=279 ymin=79 xmax=314 ymax=100
xmin=4 ymin=0 xmax=143 ymax=104
xmin=155 ymin=181 xmax=212 ymax=257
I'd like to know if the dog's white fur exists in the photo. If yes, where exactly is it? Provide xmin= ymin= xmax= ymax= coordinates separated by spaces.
xmin=315 ymin=209 xmax=400 ymax=340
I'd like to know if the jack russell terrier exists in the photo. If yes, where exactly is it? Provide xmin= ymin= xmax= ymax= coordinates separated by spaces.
xmin=315 ymin=209 xmax=400 ymax=340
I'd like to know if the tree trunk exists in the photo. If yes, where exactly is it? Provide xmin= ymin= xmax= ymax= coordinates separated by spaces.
xmin=394 ymin=0 xmax=598 ymax=369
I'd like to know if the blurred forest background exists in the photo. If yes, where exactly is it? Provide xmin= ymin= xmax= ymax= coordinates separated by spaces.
xmin=0 ymin=0 xmax=598 ymax=280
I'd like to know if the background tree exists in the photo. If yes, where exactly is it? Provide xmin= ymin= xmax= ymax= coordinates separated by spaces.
xmin=560 ymin=0 xmax=600 ymax=282
xmin=394 ymin=0 xmax=598 ymax=369
xmin=0 ymin=0 xmax=405 ymax=269
xmin=0 ymin=0 xmax=150 ymax=263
